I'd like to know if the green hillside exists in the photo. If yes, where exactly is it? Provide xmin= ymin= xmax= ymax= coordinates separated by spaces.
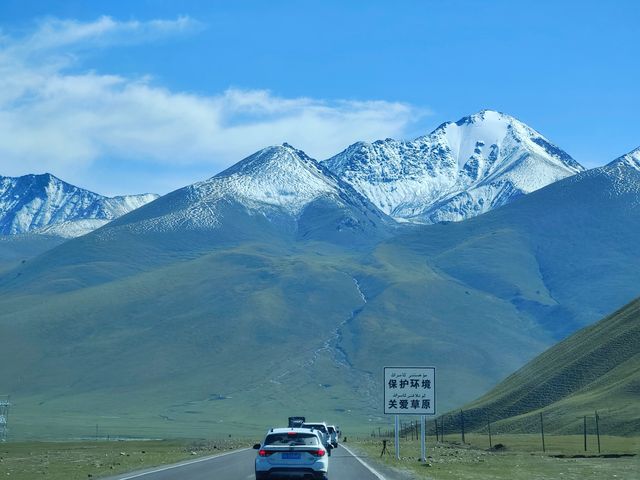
xmin=0 ymin=238 xmax=550 ymax=439
xmin=454 ymin=297 xmax=640 ymax=435
xmin=1 ymin=162 xmax=640 ymax=439
xmin=0 ymin=234 xmax=65 ymax=274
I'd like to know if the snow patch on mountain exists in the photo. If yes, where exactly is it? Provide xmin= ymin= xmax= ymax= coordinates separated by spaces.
xmin=197 ymin=143 xmax=347 ymax=215
xmin=325 ymin=110 xmax=584 ymax=223
xmin=32 ymin=219 xmax=112 ymax=238
xmin=109 ymin=143 xmax=387 ymax=237
xmin=0 ymin=173 xmax=158 ymax=236
xmin=609 ymin=147 xmax=640 ymax=172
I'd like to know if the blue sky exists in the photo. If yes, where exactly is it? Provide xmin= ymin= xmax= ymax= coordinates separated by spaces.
xmin=0 ymin=0 xmax=637 ymax=195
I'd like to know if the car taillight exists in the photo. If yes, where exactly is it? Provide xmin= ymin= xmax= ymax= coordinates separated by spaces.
xmin=258 ymin=449 xmax=274 ymax=457
xmin=312 ymin=448 xmax=326 ymax=457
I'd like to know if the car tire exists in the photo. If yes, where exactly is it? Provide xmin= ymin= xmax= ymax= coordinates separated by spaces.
xmin=255 ymin=471 xmax=268 ymax=480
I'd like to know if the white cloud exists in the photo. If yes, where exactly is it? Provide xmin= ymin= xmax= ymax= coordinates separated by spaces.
xmin=0 ymin=16 xmax=426 ymax=194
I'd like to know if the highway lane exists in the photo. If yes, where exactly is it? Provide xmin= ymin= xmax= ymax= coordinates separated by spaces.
xmin=104 ymin=444 xmax=388 ymax=479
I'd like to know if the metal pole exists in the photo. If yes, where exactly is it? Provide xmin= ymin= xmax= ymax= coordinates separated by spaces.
xmin=583 ymin=416 xmax=587 ymax=452
xmin=487 ymin=416 xmax=493 ymax=448
xmin=435 ymin=419 xmax=439 ymax=442
xmin=595 ymin=411 xmax=601 ymax=454
xmin=420 ymin=415 xmax=426 ymax=462
xmin=395 ymin=415 xmax=400 ymax=460
xmin=460 ymin=410 xmax=465 ymax=444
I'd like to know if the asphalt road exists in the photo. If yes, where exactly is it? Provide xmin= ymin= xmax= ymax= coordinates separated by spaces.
xmin=104 ymin=444 xmax=387 ymax=480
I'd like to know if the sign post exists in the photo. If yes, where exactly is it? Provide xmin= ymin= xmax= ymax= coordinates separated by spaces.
xmin=420 ymin=415 xmax=426 ymax=462
xmin=384 ymin=367 xmax=436 ymax=462
xmin=395 ymin=415 xmax=400 ymax=459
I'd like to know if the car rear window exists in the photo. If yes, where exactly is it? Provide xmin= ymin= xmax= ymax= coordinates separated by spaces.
xmin=303 ymin=424 xmax=327 ymax=433
xmin=264 ymin=433 xmax=319 ymax=446
xmin=327 ymin=427 xmax=335 ymax=433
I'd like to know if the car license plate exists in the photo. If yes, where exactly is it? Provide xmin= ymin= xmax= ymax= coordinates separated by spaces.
xmin=282 ymin=452 xmax=301 ymax=460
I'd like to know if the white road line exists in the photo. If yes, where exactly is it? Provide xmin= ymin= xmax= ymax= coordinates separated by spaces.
xmin=341 ymin=444 xmax=387 ymax=480
xmin=115 ymin=447 xmax=250 ymax=479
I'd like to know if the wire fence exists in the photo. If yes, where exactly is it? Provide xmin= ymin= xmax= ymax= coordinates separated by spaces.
xmin=369 ymin=410 xmax=639 ymax=455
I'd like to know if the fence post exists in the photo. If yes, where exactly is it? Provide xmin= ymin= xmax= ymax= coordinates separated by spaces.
xmin=595 ymin=411 xmax=601 ymax=453
xmin=540 ymin=412 xmax=546 ymax=453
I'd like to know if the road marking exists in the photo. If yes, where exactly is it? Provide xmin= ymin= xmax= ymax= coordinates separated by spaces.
xmin=115 ymin=447 xmax=250 ymax=479
xmin=341 ymin=444 xmax=386 ymax=480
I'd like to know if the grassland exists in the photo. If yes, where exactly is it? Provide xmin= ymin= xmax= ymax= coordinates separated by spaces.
xmin=350 ymin=435 xmax=639 ymax=479
xmin=0 ymin=439 xmax=247 ymax=480
xmin=447 ymin=297 xmax=640 ymax=435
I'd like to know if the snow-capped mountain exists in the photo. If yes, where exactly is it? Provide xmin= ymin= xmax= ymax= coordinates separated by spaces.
xmin=606 ymin=146 xmax=640 ymax=173
xmin=325 ymin=110 xmax=585 ymax=223
xmin=0 ymin=173 xmax=158 ymax=237
xmin=105 ymin=143 xmax=389 ymax=244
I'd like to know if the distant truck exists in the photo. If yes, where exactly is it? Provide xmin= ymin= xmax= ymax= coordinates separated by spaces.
xmin=288 ymin=416 xmax=306 ymax=428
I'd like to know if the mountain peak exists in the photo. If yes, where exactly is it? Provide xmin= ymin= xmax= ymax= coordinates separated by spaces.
xmin=0 ymin=173 xmax=158 ymax=236
xmin=215 ymin=143 xmax=317 ymax=180
xmin=608 ymin=146 xmax=640 ymax=172
xmin=325 ymin=110 xmax=583 ymax=223
xmin=455 ymin=109 xmax=513 ymax=126
xmin=182 ymin=144 xmax=372 ymax=220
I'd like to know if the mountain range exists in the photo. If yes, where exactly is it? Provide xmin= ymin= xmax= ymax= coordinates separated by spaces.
xmin=0 ymin=110 xmax=581 ymax=238
xmin=0 ymin=173 xmax=158 ymax=237
xmin=0 ymin=111 xmax=638 ymax=439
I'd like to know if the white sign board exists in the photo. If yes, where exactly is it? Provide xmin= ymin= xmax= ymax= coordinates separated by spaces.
xmin=384 ymin=366 xmax=436 ymax=415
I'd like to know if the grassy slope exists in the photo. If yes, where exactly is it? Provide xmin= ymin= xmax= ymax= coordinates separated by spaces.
xmin=0 ymin=237 xmax=549 ymax=440
xmin=456 ymin=297 xmax=640 ymax=435
xmin=383 ymin=166 xmax=640 ymax=338
xmin=0 ymin=233 xmax=66 ymax=274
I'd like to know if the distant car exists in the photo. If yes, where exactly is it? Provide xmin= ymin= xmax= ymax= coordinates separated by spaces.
xmin=254 ymin=427 xmax=329 ymax=480
xmin=301 ymin=422 xmax=333 ymax=455
xmin=326 ymin=425 xmax=338 ymax=448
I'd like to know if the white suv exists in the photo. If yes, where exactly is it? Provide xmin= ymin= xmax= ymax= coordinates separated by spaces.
xmin=301 ymin=422 xmax=333 ymax=455
xmin=254 ymin=427 xmax=329 ymax=480
xmin=326 ymin=425 xmax=338 ymax=448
